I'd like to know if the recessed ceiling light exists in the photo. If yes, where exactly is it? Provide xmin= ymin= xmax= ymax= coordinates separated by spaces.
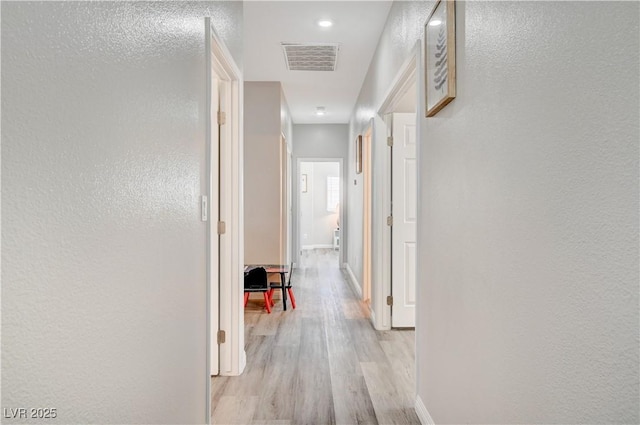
xmin=429 ymin=19 xmax=442 ymax=26
xmin=316 ymin=107 xmax=326 ymax=116
xmin=318 ymin=19 xmax=333 ymax=28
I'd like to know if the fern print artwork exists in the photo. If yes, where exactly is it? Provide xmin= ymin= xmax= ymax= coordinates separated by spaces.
xmin=434 ymin=26 xmax=448 ymax=91
xmin=425 ymin=0 xmax=455 ymax=116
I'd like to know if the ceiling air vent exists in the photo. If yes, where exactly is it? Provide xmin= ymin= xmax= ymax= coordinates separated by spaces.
xmin=281 ymin=43 xmax=339 ymax=71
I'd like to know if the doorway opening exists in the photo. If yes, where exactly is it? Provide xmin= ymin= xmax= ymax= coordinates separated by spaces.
xmin=206 ymin=15 xmax=244 ymax=404
xmin=298 ymin=159 xmax=342 ymax=268
xmin=374 ymin=42 xmax=420 ymax=330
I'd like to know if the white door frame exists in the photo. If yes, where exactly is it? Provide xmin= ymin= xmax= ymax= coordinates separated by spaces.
xmin=208 ymin=37 xmax=221 ymax=380
xmin=205 ymin=18 xmax=245 ymax=420
xmin=286 ymin=139 xmax=293 ymax=267
xmin=296 ymin=158 xmax=344 ymax=264
xmin=362 ymin=126 xmax=373 ymax=305
xmin=371 ymin=41 xmax=421 ymax=331
xmin=280 ymin=133 xmax=291 ymax=266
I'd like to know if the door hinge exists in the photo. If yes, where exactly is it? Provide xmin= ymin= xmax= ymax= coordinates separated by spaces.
xmin=217 ymin=221 xmax=226 ymax=235
xmin=387 ymin=296 xmax=393 ymax=306
xmin=217 ymin=111 xmax=226 ymax=125
xmin=217 ymin=330 xmax=226 ymax=344
xmin=387 ymin=136 xmax=393 ymax=147
xmin=387 ymin=215 xmax=393 ymax=226
xmin=201 ymin=196 xmax=208 ymax=222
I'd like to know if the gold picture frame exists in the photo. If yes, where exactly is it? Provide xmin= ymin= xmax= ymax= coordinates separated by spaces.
xmin=355 ymin=135 xmax=363 ymax=174
xmin=425 ymin=0 xmax=456 ymax=117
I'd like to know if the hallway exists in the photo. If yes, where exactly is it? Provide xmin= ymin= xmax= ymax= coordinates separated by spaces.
xmin=211 ymin=250 xmax=419 ymax=424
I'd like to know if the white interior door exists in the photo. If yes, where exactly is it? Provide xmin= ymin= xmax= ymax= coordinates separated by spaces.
xmin=391 ymin=113 xmax=417 ymax=327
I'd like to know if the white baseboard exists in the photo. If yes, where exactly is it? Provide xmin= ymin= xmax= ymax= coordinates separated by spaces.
xmin=239 ymin=350 xmax=247 ymax=375
xmin=302 ymin=244 xmax=333 ymax=250
xmin=415 ymin=395 xmax=435 ymax=425
xmin=344 ymin=263 xmax=362 ymax=299
xmin=369 ymin=306 xmax=377 ymax=328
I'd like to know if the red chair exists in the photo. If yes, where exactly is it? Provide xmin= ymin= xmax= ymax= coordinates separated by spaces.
xmin=244 ymin=267 xmax=272 ymax=313
xmin=268 ymin=263 xmax=296 ymax=309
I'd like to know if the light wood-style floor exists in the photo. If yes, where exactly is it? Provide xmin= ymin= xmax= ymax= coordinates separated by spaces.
xmin=211 ymin=249 xmax=419 ymax=425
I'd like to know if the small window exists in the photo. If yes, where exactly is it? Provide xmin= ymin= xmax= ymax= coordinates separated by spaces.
xmin=327 ymin=176 xmax=339 ymax=212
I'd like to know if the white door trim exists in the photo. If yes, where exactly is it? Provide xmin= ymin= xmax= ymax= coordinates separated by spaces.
xmin=372 ymin=115 xmax=392 ymax=330
xmin=362 ymin=125 xmax=373 ymax=306
xmin=280 ymin=134 xmax=293 ymax=266
xmin=378 ymin=44 xmax=419 ymax=116
xmin=206 ymin=16 xmax=244 ymax=400
xmin=207 ymin=39 xmax=221 ymax=380
xmin=372 ymin=41 xmax=421 ymax=331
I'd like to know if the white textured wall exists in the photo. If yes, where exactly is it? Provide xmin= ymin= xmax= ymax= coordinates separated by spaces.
xmin=292 ymin=124 xmax=349 ymax=264
xmin=350 ymin=1 xmax=639 ymax=423
xmin=1 ymin=2 xmax=242 ymax=424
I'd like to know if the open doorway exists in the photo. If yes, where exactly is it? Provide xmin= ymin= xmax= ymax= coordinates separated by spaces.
xmin=298 ymin=160 xmax=342 ymax=268
xmin=373 ymin=42 xmax=420 ymax=330
xmin=206 ymin=17 xmax=244 ymax=388
xmin=386 ymin=71 xmax=417 ymax=329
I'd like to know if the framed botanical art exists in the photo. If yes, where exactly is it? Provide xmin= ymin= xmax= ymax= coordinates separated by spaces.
xmin=425 ymin=0 xmax=456 ymax=117
xmin=355 ymin=135 xmax=363 ymax=174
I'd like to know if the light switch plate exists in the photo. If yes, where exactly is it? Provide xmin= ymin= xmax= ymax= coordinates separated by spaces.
xmin=201 ymin=196 xmax=208 ymax=221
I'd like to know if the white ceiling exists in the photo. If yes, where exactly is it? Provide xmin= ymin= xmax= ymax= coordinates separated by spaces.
xmin=244 ymin=1 xmax=393 ymax=124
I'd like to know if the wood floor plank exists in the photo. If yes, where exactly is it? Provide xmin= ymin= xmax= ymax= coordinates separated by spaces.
xmin=251 ymin=344 xmax=300 ymax=422
xmin=212 ymin=395 xmax=259 ymax=424
xmin=221 ymin=335 xmax=272 ymax=397
xmin=348 ymin=318 xmax=389 ymax=364
xmin=331 ymin=374 xmax=379 ymax=425
xmin=211 ymin=249 xmax=417 ymax=425
xmin=379 ymin=340 xmax=414 ymax=404
xmin=325 ymin=301 xmax=365 ymax=376
xmin=210 ymin=375 xmax=230 ymax=410
xmin=274 ymin=308 xmax=302 ymax=347
xmin=361 ymin=362 xmax=420 ymax=425
xmin=342 ymin=297 xmax=369 ymax=320
xmin=252 ymin=310 xmax=283 ymax=336
xmin=291 ymin=317 xmax=336 ymax=425
xmin=324 ymin=275 xmax=377 ymax=423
